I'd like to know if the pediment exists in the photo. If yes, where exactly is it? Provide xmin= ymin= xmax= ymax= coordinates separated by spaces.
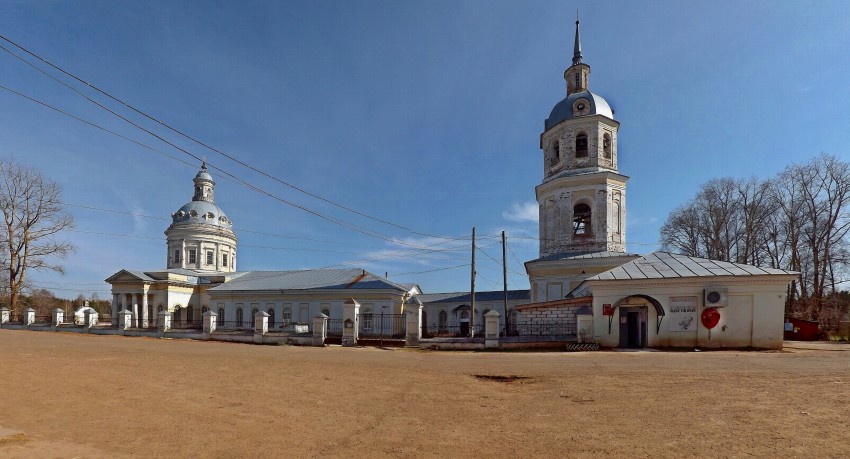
xmin=105 ymin=269 xmax=152 ymax=283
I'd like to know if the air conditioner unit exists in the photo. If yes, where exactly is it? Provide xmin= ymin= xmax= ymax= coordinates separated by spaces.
xmin=704 ymin=288 xmax=728 ymax=307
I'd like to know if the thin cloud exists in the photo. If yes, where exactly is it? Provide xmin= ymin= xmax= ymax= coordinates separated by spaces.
xmin=502 ymin=201 xmax=538 ymax=223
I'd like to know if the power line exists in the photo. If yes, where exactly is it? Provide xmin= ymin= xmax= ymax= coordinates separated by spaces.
xmin=0 ymin=81 xmax=466 ymax=253
xmin=0 ymin=35 xmax=462 ymax=242
xmin=388 ymin=263 xmax=471 ymax=277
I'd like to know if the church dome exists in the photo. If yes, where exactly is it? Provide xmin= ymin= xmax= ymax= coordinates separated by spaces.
xmin=171 ymin=200 xmax=233 ymax=228
xmin=545 ymin=90 xmax=613 ymax=131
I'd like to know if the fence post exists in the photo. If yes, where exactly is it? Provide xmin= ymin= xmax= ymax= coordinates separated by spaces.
xmin=312 ymin=313 xmax=328 ymax=346
xmin=575 ymin=305 xmax=594 ymax=343
xmin=405 ymin=297 xmax=423 ymax=347
xmin=23 ymin=308 xmax=36 ymax=328
xmin=52 ymin=308 xmax=64 ymax=329
xmin=118 ymin=309 xmax=133 ymax=331
xmin=83 ymin=309 xmax=98 ymax=330
xmin=253 ymin=311 xmax=269 ymax=344
xmin=203 ymin=309 xmax=217 ymax=335
xmin=0 ymin=307 xmax=9 ymax=327
xmin=342 ymin=298 xmax=360 ymax=347
xmin=485 ymin=310 xmax=501 ymax=349
xmin=158 ymin=311 xmax=172 ymax=337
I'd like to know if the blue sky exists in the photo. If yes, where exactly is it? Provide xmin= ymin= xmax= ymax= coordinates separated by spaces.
xmin=1 ymin=1 xmax=849 ymax=299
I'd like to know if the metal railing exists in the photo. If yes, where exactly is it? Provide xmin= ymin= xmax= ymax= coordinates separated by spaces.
xmin=357 ymin=313 xmax=406 ymax=339
xmin=326 ymin=319 xmax=344 ymax=337
xmin=170 ymin=319 xmax=203 ymax=329
xmin=216 ymin=320 xmax=252 ymax=330
xmin=506 ymin=321 xmax=574 ymax=337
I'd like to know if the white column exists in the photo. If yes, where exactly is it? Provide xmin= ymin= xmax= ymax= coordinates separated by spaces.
xmin=111 ymin=293 xmax=119 ymax=320
xmin=141 ymin=288 xmax=149 ymax=328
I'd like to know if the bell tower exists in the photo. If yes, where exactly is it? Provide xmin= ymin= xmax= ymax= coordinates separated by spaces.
xmin=525 ymin=19 xmax=638 ymax=302
xmin=536 ymin=18 xmax=628 ymax=257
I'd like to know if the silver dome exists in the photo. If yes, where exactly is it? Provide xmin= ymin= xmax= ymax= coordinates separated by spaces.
xmin=545 ymin=90 xmax=613 ymax=131
xmin=171 ymin=200 xmax=232 ymax=227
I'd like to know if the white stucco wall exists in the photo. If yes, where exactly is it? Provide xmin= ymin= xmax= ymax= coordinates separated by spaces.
xmin=587 ymin=276 xmax=793 ymax=349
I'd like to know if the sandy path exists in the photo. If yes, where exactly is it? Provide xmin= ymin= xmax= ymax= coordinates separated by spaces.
xmin=0 ymin=330 xmax=848 ymax=458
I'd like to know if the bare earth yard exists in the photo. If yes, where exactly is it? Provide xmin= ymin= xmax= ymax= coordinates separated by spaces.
xmin=0 ymin=331 xmax=848 ymax=458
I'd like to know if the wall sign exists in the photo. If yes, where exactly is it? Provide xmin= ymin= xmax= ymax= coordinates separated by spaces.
xmin=668 ymin=296 xmax=697 ymax=332
xmin=603 ymin=304 xmax=613 ymax=316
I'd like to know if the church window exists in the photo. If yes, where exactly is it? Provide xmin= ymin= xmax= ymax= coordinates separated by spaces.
xmin=206 ymin=250 xmax=213 ymax=265
xmin=189 ymin=210 xmax=198 ymax=218
xmin=188 ymin=249 xmax=196 ymax=264
xmin=283 ymin=305 xmax=292 ymax=324
xmin=603 ymin=133 xmax=612 ymax=159
xmin=268 ymin=309 xmax=276 ymax=327
xmin=552 ymin=140 xmax=560 ymax=164
xmin=187 ymin=306 xmax=194 ymax=323
xmin=321 ymin=304 xmax=330 ymax=317
xmin=573 ymin=203 xmax=592 ymax=235
xmin=236 ymin=307 xmax=244 ymax=325
xmin=217 ymin=307 xmax=224 ymax=320
xmin=438 ymin=310 xmax=447 ymax=330
xmin=576 ymin=133 xmax=588 ymax=158
xmin=173 ymin=249 xmax=180 ymax=263
xmin=222 ymin=253 xmax=228 ymax=267
xmin=574 ymin=72 xmax=580 ymax=89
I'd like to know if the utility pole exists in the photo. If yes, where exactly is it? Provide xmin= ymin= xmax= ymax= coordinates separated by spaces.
xmin=502 ymin=230 xmax=508 ymax=334
xmin=470 ymin=226 xmax=476 ymax=337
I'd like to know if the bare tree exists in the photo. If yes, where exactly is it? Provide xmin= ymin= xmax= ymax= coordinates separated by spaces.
xmin=0 ymin=160 xmax=74 ymax=312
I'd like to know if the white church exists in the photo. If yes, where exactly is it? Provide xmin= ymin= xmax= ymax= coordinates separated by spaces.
xmin=107 ymin=20 xmax=796 ymax=349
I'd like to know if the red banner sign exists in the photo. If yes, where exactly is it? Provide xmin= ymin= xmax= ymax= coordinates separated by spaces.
xmin=603 ymin=304 xmax=613 ymax=316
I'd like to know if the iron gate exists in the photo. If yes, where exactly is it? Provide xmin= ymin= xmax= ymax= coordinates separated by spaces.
xmin=356 ymin=313 xmax=406 ymax=340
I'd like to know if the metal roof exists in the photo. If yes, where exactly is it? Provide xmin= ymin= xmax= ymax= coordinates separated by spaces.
xmin=526 ymin=250 xmax=641 ymax=264
xmin=207 ymin=268 xmax=411 ymax=293
xmin=416 ymin=290 xmax=531 ymax=304
xmin=545 ymin=91 xmax=613 ymax=131
xmin=586 ymin=251 xmax=798 ymax=281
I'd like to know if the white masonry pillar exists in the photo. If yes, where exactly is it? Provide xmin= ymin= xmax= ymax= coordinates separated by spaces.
xmin=141 ymin=288 xmax=149 ymax=328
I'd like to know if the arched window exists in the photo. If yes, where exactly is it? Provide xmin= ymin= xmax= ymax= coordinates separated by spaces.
xmin=157 ymin=305 xmax=164 ymax=313
xmin=201 ymin=306 xmax=208 ymax=314
xmin=187 ymin=305 xmax=194 ymax=323
xmin=576 ymin=133 xmax=588 ymax=158
xmin=217 ymin=307 xmax=224 ymax=321
xmin=615 ymin=201 xmax=621 ymax=234
xmin=438 ymin=310 xmax=448 ymax=330
xmin=321 ymin=307 xmax=330 ymax=317
xmin=268 ymin=309 xmax=276 ymax=328
xmin=574 ymin=203 xmax=592 ymax=235
xmin=283 ymin=306 xmax=292 ymax=324
xmin=603 ymin=133 xmax=612 ymax=159
xmin=236 ymin=308 xmax=243 ymax=325
xmin=551 ymin=140 xmax=560 ymax=166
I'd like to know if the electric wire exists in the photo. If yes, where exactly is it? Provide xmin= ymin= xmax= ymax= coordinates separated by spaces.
xmin=0 ymin=35 xmax=463 ymax=241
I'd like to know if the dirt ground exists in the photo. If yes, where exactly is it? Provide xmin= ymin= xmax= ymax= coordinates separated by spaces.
xmin=0 ymin=331 xmax=848 ymax=458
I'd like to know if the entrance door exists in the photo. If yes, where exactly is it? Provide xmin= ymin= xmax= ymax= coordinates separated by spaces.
xmin=619 ymin=306 xmax=648 ymax=348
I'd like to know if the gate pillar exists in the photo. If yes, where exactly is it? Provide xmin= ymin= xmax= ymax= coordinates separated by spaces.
xmin=312 ymin=313 xmax=328 ymax=346
xmin=485 ymin=310 xmax=501 ymax=349
xmin=405 ymin=297 xmax=423 ymax=347
xmin=342 ymin=298 xmax=360 ymax=347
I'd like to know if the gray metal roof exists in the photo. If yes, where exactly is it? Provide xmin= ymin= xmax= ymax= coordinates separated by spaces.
xmin=208 ymin=268 xmax=411 ymax=293
xmin=586 ymin=251 xmax=798 ymax=281
xmin=416 ymin=290 xmax=531 ymax=304
xmin=545 ymin=91 xmax=613 ymax=131
xmin=527 ymin=250 xmax=641 ymax=264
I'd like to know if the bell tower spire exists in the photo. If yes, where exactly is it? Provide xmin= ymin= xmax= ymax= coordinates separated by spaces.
xmin=572 ymin=14 xmax=583 ymax=65
xmin=565 ymin=16 xmax=591 ymax=95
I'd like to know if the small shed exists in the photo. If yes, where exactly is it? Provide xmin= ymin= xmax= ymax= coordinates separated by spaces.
xmin=784 ymin=317 xmax=819 ymax=341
